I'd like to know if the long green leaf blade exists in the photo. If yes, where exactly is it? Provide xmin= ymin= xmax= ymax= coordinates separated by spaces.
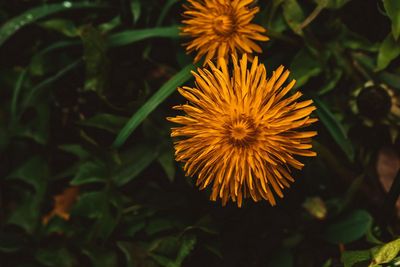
xmin=113 ymin=64 xmax=194 ymax=148
xmin=112 ymin=144 xmax=159 ymax=186
xmin=10 ymin=69 xmax=28 ymax=123
xmin=0 ymin=2 xmax=106 ymax=46
xmin=22 ymin=59 xmax=82 ymax=110
xmin=383 ymin=0 xmax=400 ymax=40
xmin=324 ymin=209 xmax=372 ymax=244
xmin=377 ymin=33 xmax=400 ymax=71
xmin=314 ymin=97 xmax=355 ymax=161
xmin=107 ymin=26 xmax=180 ymax=47
xmin=156 ymin=0 xmax=179 ymax=26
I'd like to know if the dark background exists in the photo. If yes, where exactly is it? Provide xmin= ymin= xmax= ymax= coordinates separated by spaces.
xmin=0 ymin=0 xmax=400 ymax=266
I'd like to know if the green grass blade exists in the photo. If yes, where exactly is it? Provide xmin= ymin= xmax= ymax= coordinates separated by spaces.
xmin=107 ymin=26 xmax=180 ymax=47
xmin=112 ymin=144 xmax=160 ymax=186
xmin=25 ymin=25 xmax=179 ymax=56
xmin=0 ymin=2 xmax=107 ymax=47
xmin=10 ymin=69 xmax=28 ymax=123
xmin=22 ymin=59 xmax=82 ymax=110
xmin=33 ymin=40 xmax=80 ymax=57
xmin=314 ymin=97 xmax=355 ymax=161
xmin=113 ymin=64 xmax=195 ymax=148
xmin=156 ymin=0 xmax=179 ymax=26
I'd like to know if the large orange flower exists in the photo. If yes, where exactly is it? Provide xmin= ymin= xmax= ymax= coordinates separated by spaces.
xmin=181 ymin=0 xmax=269 ymax=64
xmin=168 ymin=54 xmax=317 ymax=207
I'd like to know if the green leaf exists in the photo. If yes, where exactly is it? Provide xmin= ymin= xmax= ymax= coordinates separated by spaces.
xmin=282 ymin=0 xmax=305 ymax=35
xmin=158 ymin=147 xmax=176 ymax=182
xmin=156 ymin=0 xmax=179 ymax=26
xmin=58 ymin=144 xmax=90 ymax=159
xmin=113 ymin=64 xmax=195 ymax=148
xmin=80 ymin=25 xmax=108 ymax=94
xmin=131 ymin=0 xmax=141 ymax=24
xmin=22 ymin=59 xmax=82 ymax=110
xmin=15 ymin=102 xmax=50 ymax=144
xmin=268 ymin=249 xmax=294 ymax=267
xmin=184 ymin=216 xmax=219 ymax=235
xmin=38 ymin=19 xmax=78 ymax=37
xmin=324 ymin=209 xmax=373 ymax=244
xmin=78 ymin=113 xmax=129 ymax=134
xmin=72 ymin=191 xmax=106 ymax=219
xmin=366 ymin=226 xmax=384 ymax=245
xmin=7 ymin=168 xmax=49 ymax=234
xmin=290 ymin=48 xmax=322 ymax=88
xmin=273 ymin=0 xmax=286 ymax=6
xmin=146 ymin=218 xmax=178 ymax=236
xmin=377 ymin=34 xmax=400 ymax=71
xmin=125 ymin=220 xmax=146 ymax=237
xmin=150 ymin=235 xmax=197 ymax=267
xmin=315 ymin=0 xmax=350 ymax=9
xmin=0 ymin=231 xmax=28 ymax=253
xmin=116 ymin=242 xmax=136 ymax=267
xmin=70 ymin=160 xmax=107 ymax=186
xmin=322 ymin=259 xmax=332 ymax=267
xmin=7 ymin=156 xmax=48 ymax=194
xmin=43 ymin=217 xmax=71 ymax=236
xmin=341 ymin=250 xmax=371 ymax=267
xmin=112 ymin=144 xmax=159 ymax=186
xmin=72 ymin=191 xmax=118 ymax=240
xmin=7 ymin=191 xmax=42 ymax=233
xmin=314 ymin=97 xmax=355 ymax=161
xmin=175 ymin=235 xmax=197 ymax=266
xmin=107 ymin=26 xmax=180 ymax=47
xmin=352 ymin=52 xmax=376 ymax=71
xmin=98 ymin=16 xmax=121 ymax=33
xmin=264 ymin=0 xmax=287 ymax=35
xmin=150 ymin=253 xmax=175 ymax=267
xmin=379 ymin=71 xmax=400 ymax=90
xmin=204 ymin=242 xmax=223 ymax=259
xmin=82 ymin=247 xmax=117 ymax=267
xmin=29 ymin=40 xmax=80 ymax=76
xmin=383 ymin=0 xmax=400 ymax=40
xmin=371 ymin=238 xmax=400 ymax=265
xmin=95 ymin=206 xmax=119 ymax=240
xmin=339 ymin=175 xmax=365 ymax=212
xmin=10 ymin=69 xmax=28 ymax=123
xmin=318 ymin=69 xmax=342 ymax=95
xmin=341 ymin=27 xmax=379 ymax=52
xmin=35 ymin=247 xmax=76 ymax=267
xmin=0 ymin=2 xmax=106 ymax=46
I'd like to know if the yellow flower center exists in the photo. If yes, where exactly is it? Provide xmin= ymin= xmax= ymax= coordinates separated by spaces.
xmin=225 ymin=116 xmax=258 ymax=147
xmin=212 ymin=14 xmax=235 ymax=36
xmin=231 ymin=125 xmax=248 ymax=140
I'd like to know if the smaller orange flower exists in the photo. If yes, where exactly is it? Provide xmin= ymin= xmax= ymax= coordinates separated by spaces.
xmin=181 ymin=0 xmax=269 ymax=64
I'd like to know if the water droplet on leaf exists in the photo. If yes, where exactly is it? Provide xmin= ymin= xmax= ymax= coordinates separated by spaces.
xmin=63 ymin=1 xmax=72 ymax=8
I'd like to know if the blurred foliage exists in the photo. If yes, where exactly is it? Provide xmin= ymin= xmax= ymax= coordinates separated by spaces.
xmin=0 ymin=0 xmax=400 ymax=266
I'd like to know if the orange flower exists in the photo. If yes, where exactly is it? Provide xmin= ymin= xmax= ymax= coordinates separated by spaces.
xmin=168 ymin=54 xmax=317 ymax=207
xmin=181 ymin=0 xmax=269 ymax=64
